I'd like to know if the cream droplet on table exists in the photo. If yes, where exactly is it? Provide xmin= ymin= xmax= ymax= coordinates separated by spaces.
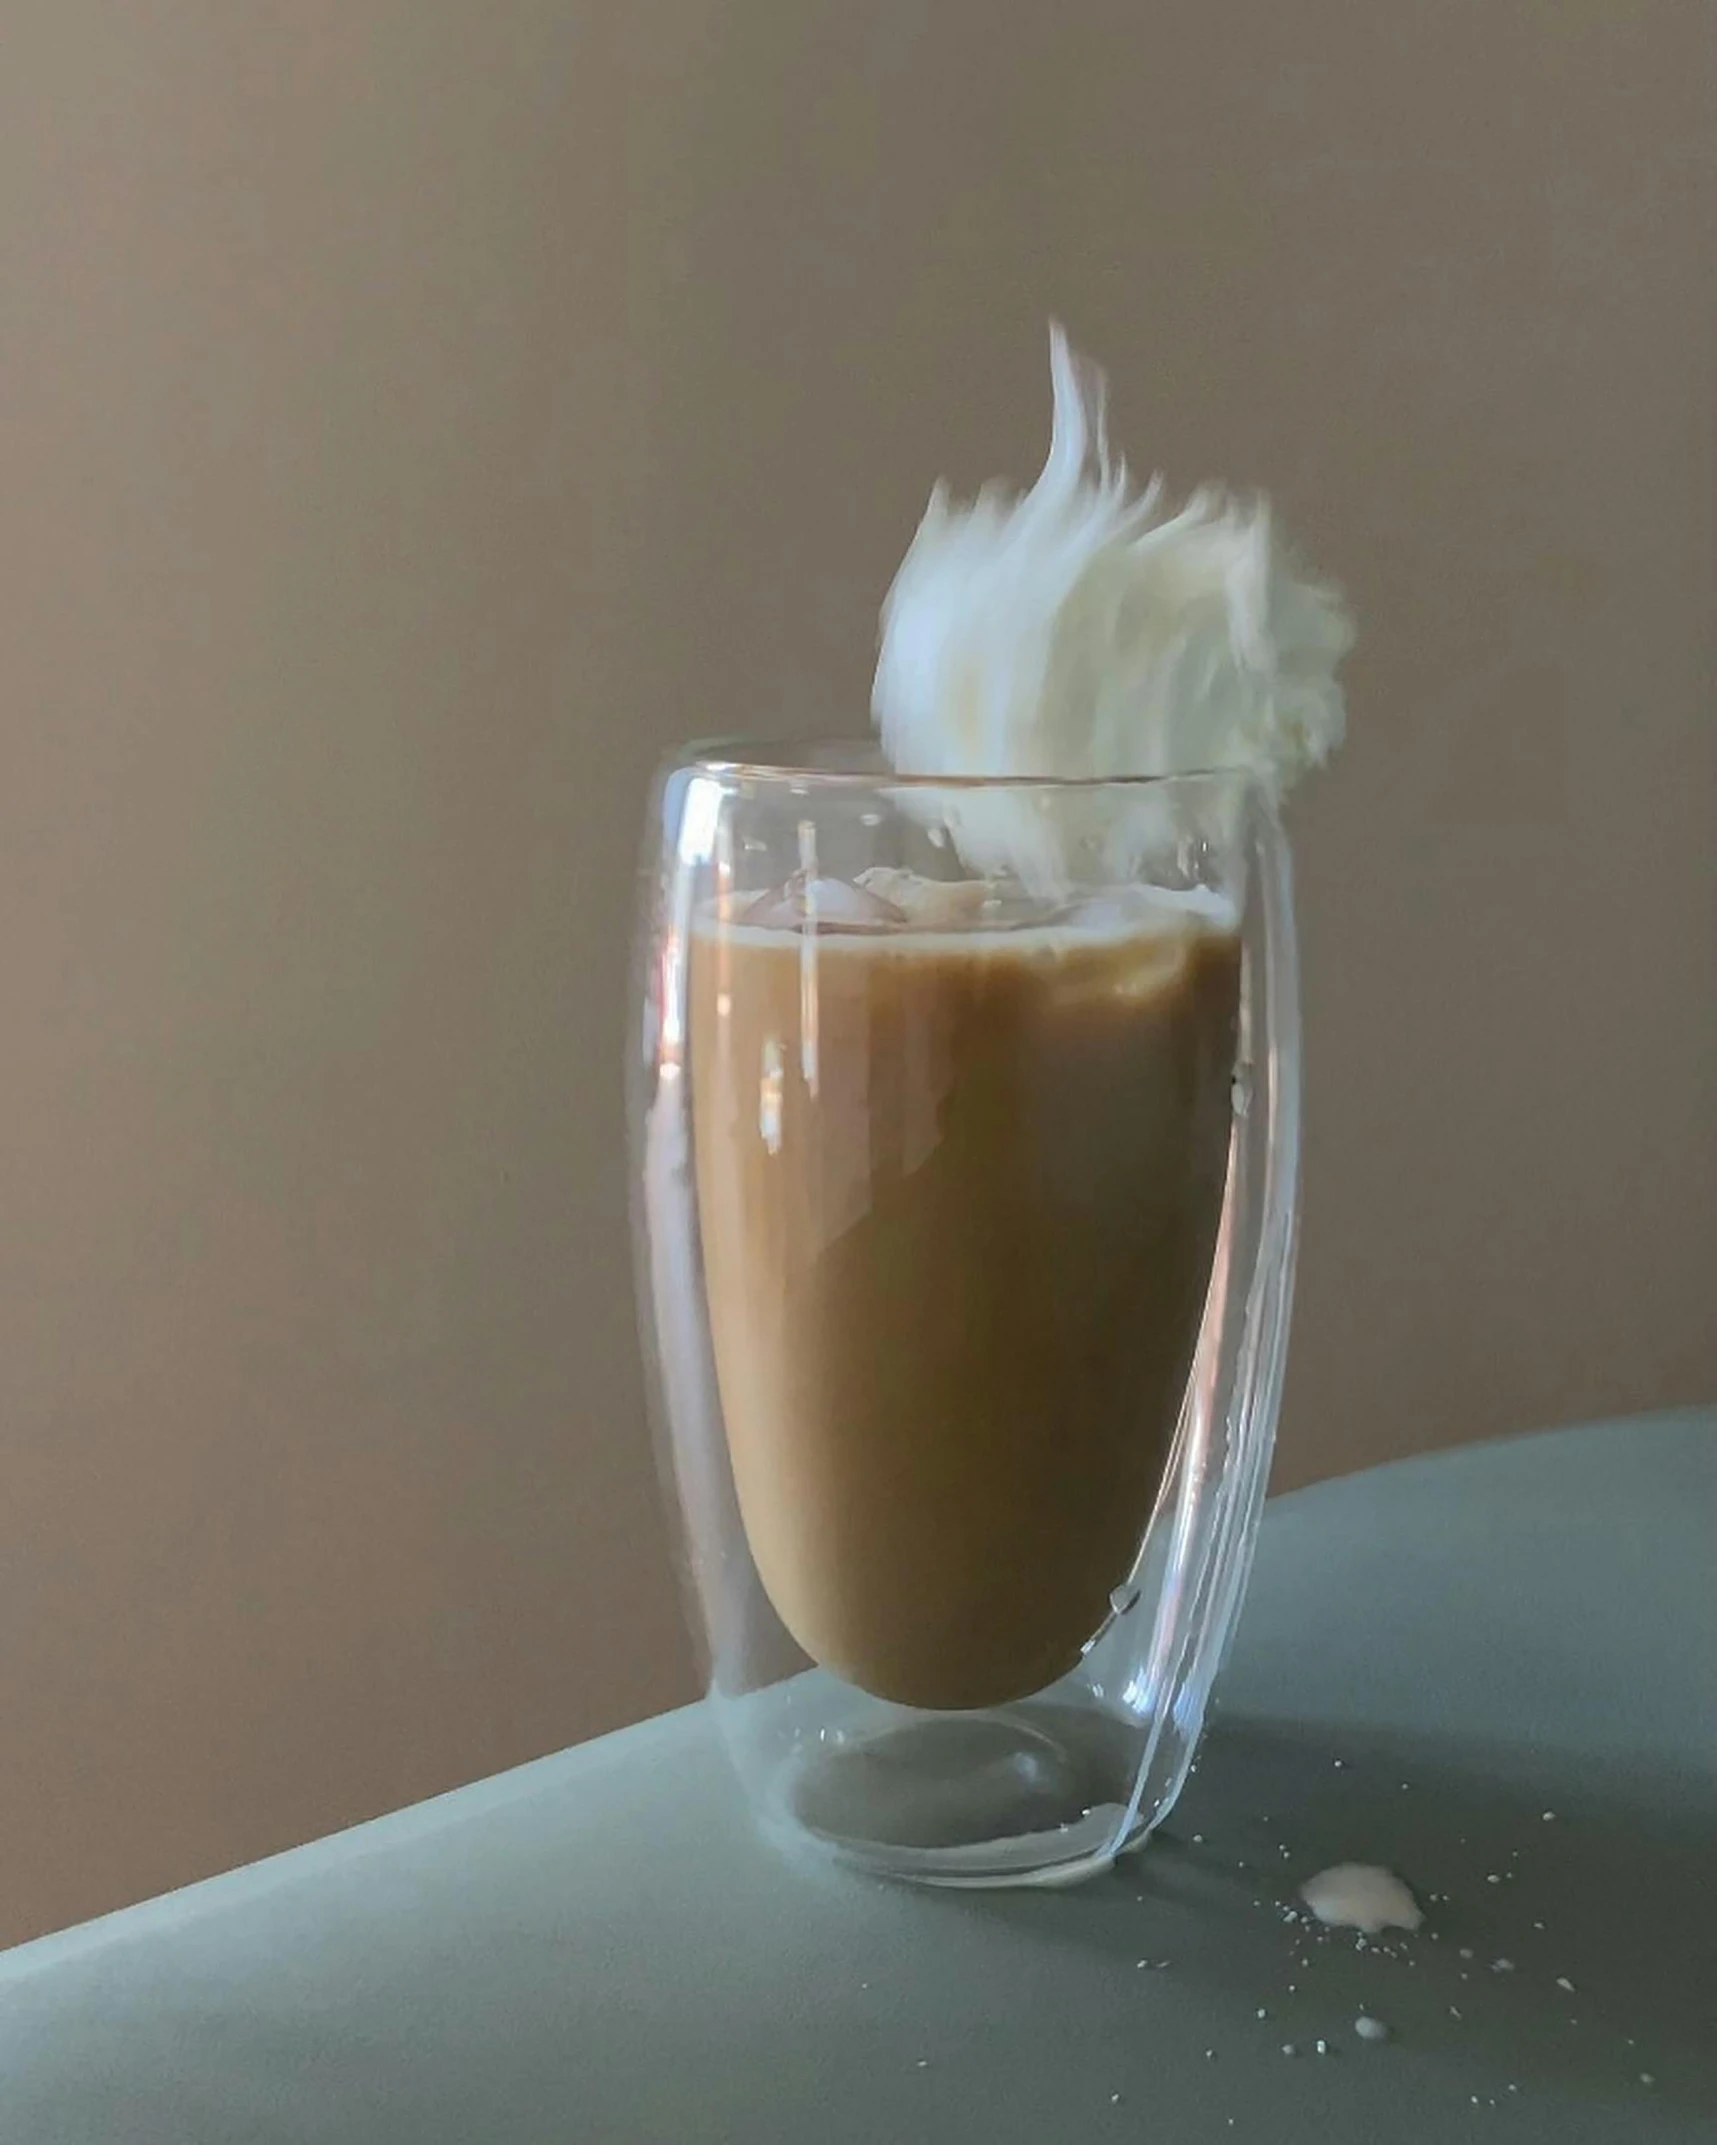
xmin=1299 ymin=1863 xmax=1423 ymax=1935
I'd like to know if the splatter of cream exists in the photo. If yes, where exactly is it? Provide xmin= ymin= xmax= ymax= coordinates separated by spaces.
xmin=875 ymin=326 xmax=1351 ymax=788
xmin=872 ymin=325 xmax=1352 ymax=887
xmin=1354 ymin=2015 xmax=1390 ymax=2043
xmin=1300 ymin=1863 xmax=1424 ymax=1935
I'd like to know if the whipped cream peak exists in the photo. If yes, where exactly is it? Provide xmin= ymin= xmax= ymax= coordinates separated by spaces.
xmin=873 ymin=324 xmax=1353 ymax=794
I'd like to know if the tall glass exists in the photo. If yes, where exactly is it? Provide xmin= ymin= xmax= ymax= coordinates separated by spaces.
xmin=629 ymin=743 xmax=1300 ymax=1887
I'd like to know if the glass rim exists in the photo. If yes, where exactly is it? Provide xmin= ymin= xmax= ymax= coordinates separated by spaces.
xmin=678 ymin=736 xmax=1263 ymax=795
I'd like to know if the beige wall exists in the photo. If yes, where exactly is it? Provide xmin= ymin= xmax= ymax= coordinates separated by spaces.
xmin=3 ymin=1 xmax=1712 ymax=1945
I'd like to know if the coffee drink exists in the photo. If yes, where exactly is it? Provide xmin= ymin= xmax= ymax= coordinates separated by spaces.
xmin=689 ymin=884 xmax=1240 ymax=1711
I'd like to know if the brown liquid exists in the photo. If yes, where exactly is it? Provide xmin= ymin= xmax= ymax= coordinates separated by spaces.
xmin=689 ymin=911 xmax=1240 ymax=1711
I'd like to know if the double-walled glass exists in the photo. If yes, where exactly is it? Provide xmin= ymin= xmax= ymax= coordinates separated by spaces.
xmin=630 ymin=744 xmax=1300 ymax=1887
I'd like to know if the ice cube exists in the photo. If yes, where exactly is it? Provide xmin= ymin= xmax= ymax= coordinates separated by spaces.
xmin=740 ymin=872 xmax=906 ymax=933
xmin=853 ymin=868 xmax=993 ymax=930
xmin=1059 ymin=883 xmax=1239 ymax=933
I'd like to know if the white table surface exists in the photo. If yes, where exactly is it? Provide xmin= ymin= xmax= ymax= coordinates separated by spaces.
xmin=3 ymin=1409 xmax=1712 ymax=2142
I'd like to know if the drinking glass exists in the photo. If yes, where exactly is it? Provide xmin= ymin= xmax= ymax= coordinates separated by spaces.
xmin=629 ymin=742 xmax=1300 ymax=1887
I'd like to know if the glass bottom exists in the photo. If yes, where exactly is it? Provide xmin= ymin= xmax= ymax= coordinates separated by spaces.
xmin=758 ymin=1695 xmax=1158 ymax=1888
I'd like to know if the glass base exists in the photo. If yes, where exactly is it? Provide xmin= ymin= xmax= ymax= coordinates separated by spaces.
xmin=766 ymin=1699 xmax=1156 ymax=1888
